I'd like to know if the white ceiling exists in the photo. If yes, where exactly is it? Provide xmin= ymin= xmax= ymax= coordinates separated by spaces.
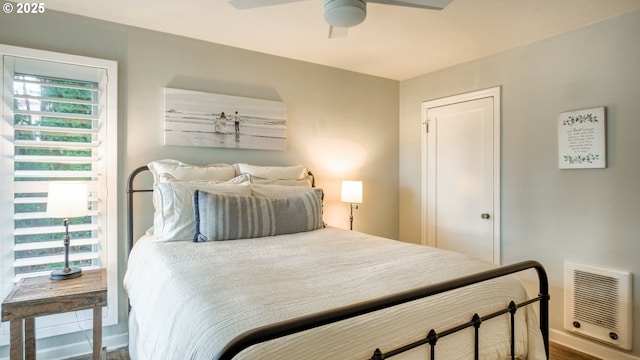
xmin=40 ymin=0 xmax=640 ymax=80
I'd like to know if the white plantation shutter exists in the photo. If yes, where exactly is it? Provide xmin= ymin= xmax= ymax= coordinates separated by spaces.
xmin=1 ymin=45 xmax=118 ymax=341
xmin=11 ymin=71 xmax=102 ymax=280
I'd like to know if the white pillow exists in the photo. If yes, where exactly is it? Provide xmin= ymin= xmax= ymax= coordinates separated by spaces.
xmin=151 ymin=173 xmax=251 ymax=212
xmin=153 ymin=182 xmax=251 ymax=242
xmin=158 ymin=173 xmax=250 ymax=184
xmin=235 ymin=163 xmax=308 ymax=180
xmin=251 ymin=184 xmax=319 ymax=198
xmin=148 ymin=159 xmax=236 ymax=185
xmin=247 ymin=175 xmax=313 ymax=187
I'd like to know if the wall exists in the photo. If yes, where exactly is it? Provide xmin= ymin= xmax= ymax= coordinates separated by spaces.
xmin=0 ymin=9 xmax=399 ymax=356
xmin=399 ymin=10 xmax=640 ymax=358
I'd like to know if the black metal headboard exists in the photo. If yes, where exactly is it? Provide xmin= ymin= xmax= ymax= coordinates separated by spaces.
xmin=125 ymin=165 xmax=315 ymax=254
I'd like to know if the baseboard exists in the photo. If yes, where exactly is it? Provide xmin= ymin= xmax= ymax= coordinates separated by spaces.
xmin=0 ymin=332 xmax=128 ymax=360
xmin=550 ymin=329 xmax=639 ymax=360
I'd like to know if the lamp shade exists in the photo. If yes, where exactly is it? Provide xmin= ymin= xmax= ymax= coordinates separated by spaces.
xmin=341 ymin=180 xmax=362 ymax=204
xmin=47 ymin=182 xmax=88 ymax=218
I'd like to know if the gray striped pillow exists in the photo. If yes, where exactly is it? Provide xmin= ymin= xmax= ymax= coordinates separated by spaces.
xmin=194 ymin=189 xmax=323 ymax=241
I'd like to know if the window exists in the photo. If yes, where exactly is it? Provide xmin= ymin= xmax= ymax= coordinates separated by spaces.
xmin=1 ymin=45 xmax=118 ymax=341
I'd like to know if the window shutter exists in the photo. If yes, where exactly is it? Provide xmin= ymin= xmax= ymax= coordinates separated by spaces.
xmin=2 ymin=46 xmax=118 ymax=344
xmin=11 ymin=72 xmax=103 ymax=281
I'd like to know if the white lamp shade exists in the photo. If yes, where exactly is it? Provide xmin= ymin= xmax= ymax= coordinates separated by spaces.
xmin=47 ymin=182 xmax=89 ymax=218
xmin=341 ymin=180 xmax=363 ymax=204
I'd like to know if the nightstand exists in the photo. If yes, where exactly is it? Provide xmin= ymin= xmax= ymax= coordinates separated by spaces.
xmin=1 ymin=268 xmax=107 ymax=360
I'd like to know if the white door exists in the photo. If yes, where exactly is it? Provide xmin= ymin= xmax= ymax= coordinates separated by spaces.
xmin=421 ymin=88 xmax=500 ymax=264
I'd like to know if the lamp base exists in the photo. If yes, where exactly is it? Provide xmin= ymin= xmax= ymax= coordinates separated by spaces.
xmin=50 ymin=267 xmax=82 ymax=281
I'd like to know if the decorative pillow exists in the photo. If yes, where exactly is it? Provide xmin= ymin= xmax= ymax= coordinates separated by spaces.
xmin=148 ymin=159 xmax=236 ymax=185
xmin=194 ymin=188 xmax=324 ymax=242
xmin=234 ymin=163 xmax=308 ymax=179
xmin=251 ymin=184 xmax=319 ymax=198
xmin=153 ymin=182 xmax=251 ymax=242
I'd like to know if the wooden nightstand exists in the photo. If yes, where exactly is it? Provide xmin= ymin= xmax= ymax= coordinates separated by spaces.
xmin=1 ymin=268 xmax=107 ymax=360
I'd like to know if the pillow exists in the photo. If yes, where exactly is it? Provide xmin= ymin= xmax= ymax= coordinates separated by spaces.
xmin=153 ymin=182 xmax=251 ymax=242
xmin=158 ymin=172 xmax=250 ymax=184
xmin=247 ymin=175 xmax=313 ymax=187
xmin=251 ymin=184 xmax=319 ymax=198
xmin=234 ymin=163 xmax=308 ymax=179
xmin=194 ymin=188 xmax=324 ymax=242
xmin=148 ymin=159 xmax=236 ymax=185
xmin=151 ymin=174 xmax=251 ymax=212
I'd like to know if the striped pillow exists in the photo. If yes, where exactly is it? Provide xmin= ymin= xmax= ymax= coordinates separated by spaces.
xmin=194 ymin=189 xmax=323 ymax=241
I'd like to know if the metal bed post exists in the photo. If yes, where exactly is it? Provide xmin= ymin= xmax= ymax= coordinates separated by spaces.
xmin=472 ymin=313 xmax=481 ymax=360
xmin=509 ymin=301 xmax=517 ymax=360
xmin=126 ymin=165 xmax=151 ymax=254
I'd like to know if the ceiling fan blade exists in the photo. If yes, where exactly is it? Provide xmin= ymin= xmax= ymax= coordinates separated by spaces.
xmin=367 ymin=0 xmax=453 ymax=10
xmin=228 ymin=0 xmax=307 ymax=10
xmin=328 ymin=25 xmax=349 ymax=39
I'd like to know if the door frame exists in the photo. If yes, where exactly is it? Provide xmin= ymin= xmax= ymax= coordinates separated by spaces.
xmin=420 ymin=87 xmax=501 ymax=264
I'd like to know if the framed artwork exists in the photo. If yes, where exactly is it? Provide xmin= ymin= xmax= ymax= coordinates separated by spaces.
xmin=164 ymin=88 xmax=287 ymax=150
xmin=557 ymin=107 xmax=606 ymax=169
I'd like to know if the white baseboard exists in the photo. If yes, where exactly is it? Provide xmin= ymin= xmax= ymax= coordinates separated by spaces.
xmin=550 ymin=329 xmax=639 ymax=360
xmin=0 ymin=332 xmax=128 ymax=360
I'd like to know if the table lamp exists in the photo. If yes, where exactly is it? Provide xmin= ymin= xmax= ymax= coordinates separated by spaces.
xmin=341 ymin=180 xmax=362 ymax=231
xmin=47 ymin=182 xmax=88 ymax=280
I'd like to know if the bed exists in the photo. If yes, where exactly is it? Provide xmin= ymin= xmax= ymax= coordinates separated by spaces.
xmin=124 ymin=160 xmax=549 ymax=360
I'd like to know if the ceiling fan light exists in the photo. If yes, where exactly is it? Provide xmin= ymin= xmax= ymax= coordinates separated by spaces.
xmin=323 ymin=0 xmax=366 ymax=28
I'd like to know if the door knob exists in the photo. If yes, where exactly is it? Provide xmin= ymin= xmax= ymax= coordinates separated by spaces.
xmin=481 ymin=213 xmax=490 ymax=219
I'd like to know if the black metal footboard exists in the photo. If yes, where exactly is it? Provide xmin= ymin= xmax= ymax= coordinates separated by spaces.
xmin=214 ymin=260 xmax=549 ymax=360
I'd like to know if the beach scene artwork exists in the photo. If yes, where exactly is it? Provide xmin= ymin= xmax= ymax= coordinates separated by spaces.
xmin=164 ymin=88 xmax=287 ymax=150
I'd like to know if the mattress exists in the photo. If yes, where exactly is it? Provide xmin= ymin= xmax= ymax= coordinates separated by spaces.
xmin=124 ymin=227 xmax=545 ymax=360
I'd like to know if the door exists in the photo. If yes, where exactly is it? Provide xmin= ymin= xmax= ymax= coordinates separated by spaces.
xmin=421 ymin=87 xmax=500 ymax=264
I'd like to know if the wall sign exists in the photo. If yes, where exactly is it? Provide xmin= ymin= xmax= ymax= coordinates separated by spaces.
xmin=557 ymin=107 xmax=606 ymax=169
xmin=164 ymin=88 xmax=287 ymax=150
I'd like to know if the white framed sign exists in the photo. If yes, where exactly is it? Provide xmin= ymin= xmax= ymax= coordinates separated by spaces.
xmin=557 ymin=107 xmax=606 ymax=169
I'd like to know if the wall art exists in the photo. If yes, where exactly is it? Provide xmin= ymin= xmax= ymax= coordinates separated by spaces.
xmin=164 ymin=88 xmax=286 ymax=150
xmin=557 ymin=106 xmax=606 ymax=169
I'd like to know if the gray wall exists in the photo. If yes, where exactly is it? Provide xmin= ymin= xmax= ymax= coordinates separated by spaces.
xmin=0 ymin=9 xmax=399 ymax=353
xmin=2 ymin=4 xmax=638 ymax=358
xmin=399 ymin=10 xmax=640 ymax=357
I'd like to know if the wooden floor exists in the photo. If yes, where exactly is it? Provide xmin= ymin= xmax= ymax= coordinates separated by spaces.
xmin=68 ymin=342 xmax=599 ymax=360
xmin=550 ymin=342 xmax=602 ymax=360
xmin=67 ymin=347 xmax=129 ymax=360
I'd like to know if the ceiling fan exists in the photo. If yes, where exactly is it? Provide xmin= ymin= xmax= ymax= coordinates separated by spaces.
xmin=228 ymin=0 xmax=453 ymax=38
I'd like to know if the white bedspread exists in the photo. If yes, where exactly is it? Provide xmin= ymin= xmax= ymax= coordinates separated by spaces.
xmin=124 ymin=227 xmax=545 ymax=360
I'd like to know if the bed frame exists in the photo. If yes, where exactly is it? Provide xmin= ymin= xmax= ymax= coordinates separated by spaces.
xmin=126 ymin=165 xmax=550 ymax=360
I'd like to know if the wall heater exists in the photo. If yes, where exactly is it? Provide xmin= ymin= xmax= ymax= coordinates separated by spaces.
xmin=564 ymin=261 xmax=633 ymax=350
